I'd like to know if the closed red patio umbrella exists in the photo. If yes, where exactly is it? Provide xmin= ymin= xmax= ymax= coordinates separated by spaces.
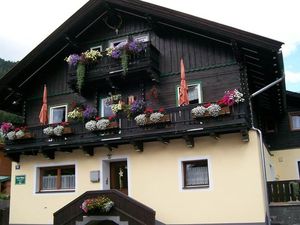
xmin=39 ymin=84 xmax=48 ymax=125
xmin=179 ymin=58 xmax=189 ymax=106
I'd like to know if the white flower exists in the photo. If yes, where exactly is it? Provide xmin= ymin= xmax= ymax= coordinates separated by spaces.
xmin=96 ymin=119 xmax=110 ymax=130
xmin=67 ymin=108 xmax=82 ymax=120
xmin=111 ymin=103 xmax=122 ymax=114
xmin=207 ymin=104 xmax=221 ymax=117
xmin=43 ymin=127 xmax=54 ymax=136
xmin=234 ymin=89 xmax=244 ymax=103
xmin=105 ymin=47 xmax=114 ymax=57
xmin=191 ymin=106 xmax=206 ymax=118
xmin=85 ymin=120 xmax=97 ymax=131
xmin=53 ymin=125 xmax=64 ymax=136
xmin=149 ymin=112 xmax=164 ymax=123
xmin=15 ymin=130 xmax=25 ymax=139
xmin=7 ymin=131 xmax=16 ymax=140
xmin=134 ymin=114 xmax=147 ymax=126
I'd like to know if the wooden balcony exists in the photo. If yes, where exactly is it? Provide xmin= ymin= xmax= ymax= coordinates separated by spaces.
xmin=67 ymin=42 xmax=160 ymax=92
xmin=4 ymin=103 xmax=248 ymax=162
xmin=267 ymin=180 xmax=300 ymax=203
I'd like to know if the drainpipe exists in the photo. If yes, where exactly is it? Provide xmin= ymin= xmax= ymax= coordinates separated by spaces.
xmin=249 ymin=50 xmax=285 ymax=225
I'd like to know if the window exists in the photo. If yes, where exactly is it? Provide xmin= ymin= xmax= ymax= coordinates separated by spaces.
xmin=289 ymin=112 xmax=300 ymax=131
xmin=177 ymin=83 xmax=202 ymax=105
xmin=182 ymin=159 xmax=209 ymax=188
xmin=133 ymin=34 xmax=149 ymax=42
xmin=49 ymin=105 xmax=67 ymax=124
xmin=109 ymin=37 xmax=128 ymax=48
xmin=38 ymin=165 xmax=75 ymax=192
xmin=90 ymin=45 xmax=102 ymax=52
xmin=100 ymin=97 xmax=114 ymax=117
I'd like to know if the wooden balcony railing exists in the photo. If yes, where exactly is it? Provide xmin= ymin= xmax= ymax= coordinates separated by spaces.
xmin=267 ymin=180 xmax=300 ymax=203
xmin=53 ymin=190 xmax=155 ymax=225
xmin=4 ymin=103 xmax=248 ymax=156
xmin=67 ymin=42 xmax=160 ymax=91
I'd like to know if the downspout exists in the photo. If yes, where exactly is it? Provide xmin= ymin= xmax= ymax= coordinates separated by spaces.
xmin=249 ymin=50 xmax=285 ymax=225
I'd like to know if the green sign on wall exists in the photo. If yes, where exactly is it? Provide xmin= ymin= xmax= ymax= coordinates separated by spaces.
xmin=15 ymin=175 xmax=26 ymax=185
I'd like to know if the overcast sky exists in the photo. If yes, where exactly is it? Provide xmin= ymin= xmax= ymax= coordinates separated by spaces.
xmin=0 ymin=0 xmax=299 ymax=92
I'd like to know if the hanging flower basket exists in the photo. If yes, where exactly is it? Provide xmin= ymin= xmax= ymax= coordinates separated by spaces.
xmin=43 ymin=123 xmax=72 ymax=137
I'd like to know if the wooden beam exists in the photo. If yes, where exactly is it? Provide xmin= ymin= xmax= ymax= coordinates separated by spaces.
xmin=241 ymin=130 xmax=249 ymax=142
xmin=6 ymin=153 xmax=20 ymax=163
xmin=82 ymin=146 xmax=94 ymax=156
xmin=157 ymin=137 xmax=170 ymax=144
xmin=132 ymin=141 xmax=143 ymax=152
xmin=183 ymin=135 xmax=194 ymax=148
xmin=42 ymin=150 xmax=55 ymax=160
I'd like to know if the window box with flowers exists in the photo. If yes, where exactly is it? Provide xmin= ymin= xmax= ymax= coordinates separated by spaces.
xmin=134 ymin=108 xmax=170 ymax=128
xmin=65 ymin=50 xmax=103 ymax=92
xmin=43 ymin=122 xmax=72 ymax=137
xmin=191 ymin=89 xmax=244 ymax=119
xmin=85 ymin=116 xmax=119 ymax=134
xmin=81 ymin=196 xmax=114 ymax=216
xmin=1 ymin=122 xmax=34 ymax=141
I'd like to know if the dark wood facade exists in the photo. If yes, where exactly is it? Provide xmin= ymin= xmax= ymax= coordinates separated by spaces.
xmin=264 ymin=91 xmax=300 ymax=150
xmin=0 ymin=0 xmax=285 ymax=160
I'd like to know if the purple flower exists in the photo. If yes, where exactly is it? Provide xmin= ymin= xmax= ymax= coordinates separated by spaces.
xmin=130 ymin=100 xmax=146 ymax=115
xmin=83 ymin=105 xmax=97 ymax=120
xmin=111 ymin=49 xmax=122 ymax=59
xmin=65 ymin=54 xmax=82 ymax=66
xmin=128 ymin=41 xmax=145 ymax=53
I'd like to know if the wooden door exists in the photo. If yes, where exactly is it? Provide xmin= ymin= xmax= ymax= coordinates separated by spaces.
xmin=110 ymin=161 xmax=128 ymax=195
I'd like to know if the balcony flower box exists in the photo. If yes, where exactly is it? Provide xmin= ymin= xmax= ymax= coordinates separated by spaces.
xmin=85 ymin=119 xmax=119 ymax=135
xmin=43 ymin=123 xmax=72 ymax=137
xmin=135 ymin=113 xmax=171 ymax=128
xmin=191 ymin=105 xmax=230 ymax=119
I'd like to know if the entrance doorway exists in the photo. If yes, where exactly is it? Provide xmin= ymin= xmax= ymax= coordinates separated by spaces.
xmin=110 ymin=161 xmax=128 ymax=195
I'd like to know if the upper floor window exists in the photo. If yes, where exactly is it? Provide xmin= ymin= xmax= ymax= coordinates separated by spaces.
xmin=108 ymin=33 xmax=149 ymax=48
xmin=38 ymin=165 xmax=75 ymax=192
xmin=90 ymin=45 xmax=102 ymax=52
xmin=176 ymin=82 xmax=202 ymax=106
xmin=109 ymin=37 xmax=128 ymax=48
xmin=49 ymin=105 xmax=67 ymax=124
xmin=182 ymin=159 xmax=210 ymax=189
xmin=289 ymin=112 xmax=300 ymax=131
xmin=133 ymin=34 xmax=149 ymax=42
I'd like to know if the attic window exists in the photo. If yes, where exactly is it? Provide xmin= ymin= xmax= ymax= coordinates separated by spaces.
xmin=90 ymin=45 xmax=102 ymax=52
xmin=289 ymin=112 xmax=300 ymax=131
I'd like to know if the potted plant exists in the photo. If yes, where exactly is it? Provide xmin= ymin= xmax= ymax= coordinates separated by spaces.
xmin=80 ymin=196 xmax=114 ymax=215
xmin=134 ymin=107 xmax=170 ymax=127
xmin=43 ymin=122 xmax=71 ymax=137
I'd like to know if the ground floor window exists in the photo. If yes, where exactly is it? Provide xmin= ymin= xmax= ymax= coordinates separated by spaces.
xmin=182 ymin=159 xmax=209 ymax=188
xmin=38 ymin=165 xmax=75 ymax=192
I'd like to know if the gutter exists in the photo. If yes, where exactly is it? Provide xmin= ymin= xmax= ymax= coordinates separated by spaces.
xmin=249 ymin=50 xmax=285 ymax=225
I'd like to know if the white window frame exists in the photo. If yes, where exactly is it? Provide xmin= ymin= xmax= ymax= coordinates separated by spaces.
xmin=176 ymin=82 xmax=202 ymax=106
xmin=178 ymin=156 xmax=212 ymax=191
xmin=34 ymin=162 xmax=77 ymax=195
xmin=133 ymin=33 xmax=149 ymax=42
xmin=90 ymin=45 xmax=103 ymax=52
xmin=289 ymin=112 xmax=300 ymax=131
xmin=49 ymin=104 xmax=68 ymax=124
xmin=109 ymin=37 xmax=128 ymax=48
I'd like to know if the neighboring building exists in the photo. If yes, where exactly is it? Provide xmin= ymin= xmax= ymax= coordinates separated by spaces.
xmin=0 ymin=1 xmax=292 ymax=225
